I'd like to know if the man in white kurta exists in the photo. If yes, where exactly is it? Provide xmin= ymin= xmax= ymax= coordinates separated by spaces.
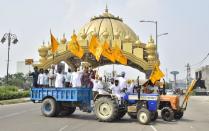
xmin=71 ymin=68 xmax=82 ymax=87
xmin=55 ymin=69 xmax=65 ymax=88
xmin=48 ymin=65 xmax=56 ymax=87
xmin=117 ymin=72 xmax=127 ymax=95
xmin=110 ymin=80 xmax=123 ymax=100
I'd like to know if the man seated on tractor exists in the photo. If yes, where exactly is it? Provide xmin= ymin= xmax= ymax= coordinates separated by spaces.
xmin=110 ymin=80 xmax=125 ymax=101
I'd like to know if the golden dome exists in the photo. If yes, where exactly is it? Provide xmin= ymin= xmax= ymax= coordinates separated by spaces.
xmin=78 ymin=7 xmax=138 ymax=42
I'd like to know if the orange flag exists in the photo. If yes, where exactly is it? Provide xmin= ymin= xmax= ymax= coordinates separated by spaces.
xmin=95 ymin=45 xmax=103 ymax=61
xmin=113 ymin=44 xmax=127 ymax=65
xmin=102 ymin=41 xmax=115 ymax=63
xmin=89 ymin=35 xmax=99 ymax=54
xmin=89 ymin=35 xmax=103 ymax=61
xmin=68 ymin=34 xmax=84 ymax=59
xmin=50 ymin=32 xmax=59 ymax=54
xmin=149 ymin=65 xmax=165 ymax=84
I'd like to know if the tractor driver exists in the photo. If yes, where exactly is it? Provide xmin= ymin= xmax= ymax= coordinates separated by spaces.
xmin=110 ymin=80 xmax=124 ymax=100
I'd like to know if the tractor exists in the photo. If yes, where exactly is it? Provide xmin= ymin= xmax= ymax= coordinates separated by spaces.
xmin=94 ymin=92 xmax=159 ymax=125
xmin=159 ymin=79 xmax=199 ymax=121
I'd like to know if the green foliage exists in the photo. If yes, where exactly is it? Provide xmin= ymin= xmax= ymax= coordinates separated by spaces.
xmin=0 ymin=86 xmax=29 ymax=100
xmin=0 ymin=73 xmax=27 ymax=88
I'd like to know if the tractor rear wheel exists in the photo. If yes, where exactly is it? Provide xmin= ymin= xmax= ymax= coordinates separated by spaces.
xmin=41 ymin=98 xmax=60 ymax=117
xmin=174 ymin=111 xmax=184 ymax=120
xmin=150 ymin=111 xmax=158 ymax=121
xmin=161 ymin=107 xmax=174 ymax=121
xmin=137 ymin=108 xmax=151 ymax=125
xmin=94 ymin=97 xmax=118 ymax=122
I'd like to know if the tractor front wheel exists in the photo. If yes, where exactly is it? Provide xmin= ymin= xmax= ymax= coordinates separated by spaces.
xmin=137 ymin=108 xmax=151 ymax=125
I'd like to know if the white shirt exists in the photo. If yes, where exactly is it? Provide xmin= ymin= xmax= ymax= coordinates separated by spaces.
xmin=65 ymin=72 xmax=72 ymax=83
xmin=110 ymin=84 xmax=124 ymax=99
xmin=37 ymin=74 xmax=44 ymax=85
xmin=92 ymin=79 xmax=99 ymax=92
xmin=127 ymin=83 xmax=135 ymax=93
xmin=71 ymin=71 xmax=82 ymax=87
xmin=118 ymin=77 xmax=127 ymax=91
xmin=43 ymin=73 xmax=49 ymax=85
xmin=55 ymin=73 xmax=65 ymax=88
xmin=48 ymin=69 xmax=56 ymax=87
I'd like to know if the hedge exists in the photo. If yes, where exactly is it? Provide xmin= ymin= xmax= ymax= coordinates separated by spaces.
xmin=0 ymin=86 xmax=30 ymax=100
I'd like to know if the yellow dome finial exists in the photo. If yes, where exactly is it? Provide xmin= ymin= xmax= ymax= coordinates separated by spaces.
xmin=105 ymin=3 xmax=108 ymax=13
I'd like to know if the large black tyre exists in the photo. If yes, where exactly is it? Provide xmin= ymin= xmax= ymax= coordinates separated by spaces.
xmin=94 ymin=97 xmax=118 ymax=122
xmin=41 ymin=98 xmax=60 ymax=117
xmin=60 ymin=107 xmax=76 ymax=116
xmin=128 ymin=112 xmax=137 ymax=119
xmin=174 ymin=111 xmax=184 ymax=120
xmin=161 ymin=107 xmax=174 ymax=121
xmin=137 ymin=108 xmax=151 ymax=125
xmin=116 ymin=110 xmax=126 ymax=120
xmin=150 ymin=111 xmax=158 ymax=121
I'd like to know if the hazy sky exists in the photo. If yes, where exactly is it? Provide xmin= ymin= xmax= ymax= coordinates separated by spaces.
xmin=0 ymin=0 xmax=209 ymax=80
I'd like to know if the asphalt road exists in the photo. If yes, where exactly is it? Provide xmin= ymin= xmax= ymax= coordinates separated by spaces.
xmin=0 ymin=96 xmax=209 ymax=131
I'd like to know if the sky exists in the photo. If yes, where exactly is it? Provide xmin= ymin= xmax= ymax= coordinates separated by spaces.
xmin=0 ymin=0 xmax=209 ymax=80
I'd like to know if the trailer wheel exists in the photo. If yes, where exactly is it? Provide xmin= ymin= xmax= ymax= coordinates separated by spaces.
xmin=41 ymin=98 xmax=59 ymax=117
xmin=137 ymin=108 xmax=151 ymax=125
xmin=174 ymin=111 xmax=183 ymax=120
xmin=94 ymin=97 xmax=118 ymax=122
xmin=161 ymin=107 xmax=174 ymax=121
xmin=150 ymin=111 xmax=158 ymax=121
xmin=63 ymin=107 xmax=76 ymax=116
xmin=128 ymin=112 xmax=137 ymax=119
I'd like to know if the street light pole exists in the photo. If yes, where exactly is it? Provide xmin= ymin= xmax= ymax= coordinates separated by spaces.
xmin=140 ymin=20 xmax=168 ymax=58
xmin=1 ymin=32 xmax=18 ymax=84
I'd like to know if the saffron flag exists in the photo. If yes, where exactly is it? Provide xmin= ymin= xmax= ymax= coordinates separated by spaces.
xmin=95 ymin=45 xmax=103 ymax=61
xmin=113 ymin=44 xmax=127 ymax=65
xmin=89 ymin=35 xmax=99 ymax=54
xmin=102 ymin=41 xmax=115 ymax=63
xmin=149 ymin=65 xmax=165 ymax=84
xmin=89 ymin=35 xmax=103 ymax=61
xmin=50 ymin=32 xmax=59 ymax=54
xmin=68 ymin=34 xmax=84 ymax=59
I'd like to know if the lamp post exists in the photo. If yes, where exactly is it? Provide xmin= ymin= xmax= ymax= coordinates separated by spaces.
xmin=1 ymin=32 xmax=18 ymax=84
xmin=140 ymin=20 xmax=168 ymax=57
xmin=140 ymin=20 xmax=158 ymax=50
xmin=158 ymin=33 xmax=168 ymax=38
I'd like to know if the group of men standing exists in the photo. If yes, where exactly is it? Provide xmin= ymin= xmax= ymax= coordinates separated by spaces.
xmin=29 ymin=64 xmax=137 ymax=100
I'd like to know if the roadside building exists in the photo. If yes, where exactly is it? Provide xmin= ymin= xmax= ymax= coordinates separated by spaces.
xmin=195 ymin=65 xmax=209 ymax=95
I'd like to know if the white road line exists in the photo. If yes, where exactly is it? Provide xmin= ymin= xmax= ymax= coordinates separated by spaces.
xmin=150 ymin=125 xmax=158 ymax=131
xmin=59 ymin=125 xmax=69 ymax=131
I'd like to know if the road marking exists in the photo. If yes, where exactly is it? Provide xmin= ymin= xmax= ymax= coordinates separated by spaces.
xmin=59 ymin=125 xmax=68 ymax=131
xmin=150 ymin=125 xmax=158 ymax=131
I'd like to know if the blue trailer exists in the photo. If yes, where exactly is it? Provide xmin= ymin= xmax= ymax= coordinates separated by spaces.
xmin=31 ymin=87 xmax=159 ymax=125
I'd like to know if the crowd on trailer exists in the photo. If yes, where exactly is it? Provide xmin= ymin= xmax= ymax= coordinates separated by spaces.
xmin=29 ymin=63 xmax=160 ymax=100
